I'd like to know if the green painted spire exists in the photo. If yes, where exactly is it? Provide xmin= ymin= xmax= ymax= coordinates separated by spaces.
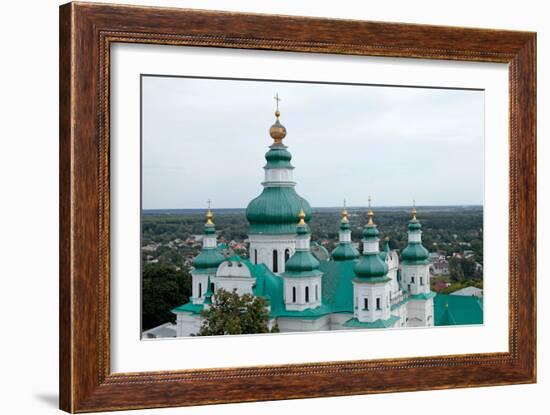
xmin=192 ymin=209 xmax=225 ymax=271
xmin=332 ymin=207 xmax=359 ymax=261
xmin=283 ymin=210 xmax=322 ymax=277
xmin=379 ymin=237 xmax=391 ymax=260
xmin=203 ymin=277 xmax=214 ymax=305
xmin=354 ymin=206 xmax=390 ymax=281
xmin=246 ymin=103 xmax=312 ymax=235
xmin=401 ymin=206 xmax=429 ymax=265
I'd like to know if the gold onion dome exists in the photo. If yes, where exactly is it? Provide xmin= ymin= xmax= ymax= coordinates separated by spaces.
xmin=206 ymin=208 xmax=214 ymax=225
xmin=269 ymin=110 xmax=287 ymax=144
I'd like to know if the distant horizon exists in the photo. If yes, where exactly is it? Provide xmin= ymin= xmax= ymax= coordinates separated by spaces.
xmin=143 ymin=204 xmax=483 ymax=212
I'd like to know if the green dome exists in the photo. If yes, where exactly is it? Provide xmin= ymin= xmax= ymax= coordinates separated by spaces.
xmin=363 ymin=225 xmax=379 ymax=239
xmin=286 ymin=251 xmax=320 ymax=273
xmin=265 ymin=145 xmax=293 ymax=169
xmin=354 ymin=253 xmax=388 ymax=278
xmin=192 ymin=248 xmax=225 ymax=270
xmin=401 ymin=243 xmax=429 ymax=264
xmin=246 ymin=187 xmax=312 ymax=234
xmin=408 ymin=220 xmax=422 ymax=231
xmin=332 ymin=243 xmax=360 ymax=261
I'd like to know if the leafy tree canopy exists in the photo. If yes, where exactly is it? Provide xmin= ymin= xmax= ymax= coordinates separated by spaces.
xmin=198 ymin=289 xmax=279 ymax=336
xmin=142 ymin=264 xmax=192 ymax=330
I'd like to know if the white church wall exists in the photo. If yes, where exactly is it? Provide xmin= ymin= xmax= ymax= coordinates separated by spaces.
xmin=249 ymin=234 xmax=296 ymax=273
xmin=213 ymin=260 xmax=255 ymax=295
xmin=283 ymin=275 xmax=322 ymax=311
xmin=406 ymin=298 xmax=434 ymax=327
xmin=176 ymin=312 xmax=202 ymax=337
xmin=353 ymin=281 xmax=392 ymax=323
xmin=276 ymin=315 xmax=330 ymax=332
xmin=191 ymin=272 xmax=213 ymax=304
xmin=263 ymin=168 xmax=295 ymax=184
xmin=401 ymin=264 xmax=431 ymax=295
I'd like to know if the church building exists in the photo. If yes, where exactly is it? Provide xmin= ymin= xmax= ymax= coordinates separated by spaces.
xmin=171 ymin=103 xmax=482 ymax=336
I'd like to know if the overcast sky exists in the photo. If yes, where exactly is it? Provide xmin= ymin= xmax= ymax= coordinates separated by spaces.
xmin=142 ymin=76 xmax=483 ymax=209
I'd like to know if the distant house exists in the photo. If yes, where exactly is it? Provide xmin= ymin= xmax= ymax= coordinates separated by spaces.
xmin=433 ymin=280 xmax=451 ymax=292
xmin=451 ymin=286 xmax=483 ymax=298
xmin=430 ymin=259 xmax=449 ymax=275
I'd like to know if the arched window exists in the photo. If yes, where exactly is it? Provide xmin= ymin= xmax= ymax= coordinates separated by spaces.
xmin=364 ymin=297 xmax=369 ymax=310
xmin=376 ymin=297 xmax=381 ymax=310
xmin=315 ymin=285 xmax=318 ymax=301
xmin=284 ymin=249 xmax=290 ymax=263
xmin=210 ymin=282 xmax=215 ymax=293
xmin=254 ymin=249 xmax=258 ymax=265
xmin=292 ymin=287 xmax=296 ymax=303
xmin=273 ymin=250 xmax=278 ymax=273
xmin=198 ymin=283 xmax=202 ymax=298
xmin=305 ymin=286 xmax=310 ymax=303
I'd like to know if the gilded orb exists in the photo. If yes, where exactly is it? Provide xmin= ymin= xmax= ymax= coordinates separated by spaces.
xmin=269 ymin=113 xmax=287 ymax=143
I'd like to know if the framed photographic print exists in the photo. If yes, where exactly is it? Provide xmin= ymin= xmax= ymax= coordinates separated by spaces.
xmin=59 ymin=2 xmax=536 ymax=412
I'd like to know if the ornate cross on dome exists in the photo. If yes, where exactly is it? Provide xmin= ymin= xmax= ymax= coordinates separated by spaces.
xmin=274 ymin=93 xmax=281 ymax=112
xmin=207 ymin=198 xmax=211 ymax=210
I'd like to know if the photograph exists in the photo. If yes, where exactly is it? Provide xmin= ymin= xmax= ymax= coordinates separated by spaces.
xmin=140 ymin=76 xmax=485 ymax=338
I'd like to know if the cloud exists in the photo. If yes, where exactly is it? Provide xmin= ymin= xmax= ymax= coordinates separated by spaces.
xmin=142 ymin=76 xmax=483 ymax=209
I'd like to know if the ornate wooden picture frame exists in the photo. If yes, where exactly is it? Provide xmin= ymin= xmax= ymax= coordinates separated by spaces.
xmin=59 ymin=2 xmax=536 ymax=412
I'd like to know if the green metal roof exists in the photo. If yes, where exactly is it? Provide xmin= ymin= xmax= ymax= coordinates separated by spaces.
xmin=401 ymin=242 xmax=429 ymax=264
xmin=408 ymin=220 xmax=422 ymax=231
xmin=174 ymin=254 xmax=483 ymax=327
xmin=379 ymin=239 xmax=391 ymax=260
xmin=331 ymin=242 xmax=360 ymax=261
xmin=192 ymin=248 xmax=225 ymax=270
xmin=409 ymin=292 xmax=437 ymax=300
xmin=246 ymin=186 xmax=312 ymax=234
xmin=204 ymin=223 xmax=216 ymax=235
xmin=284 ymin=250 xmax=320 ymax=273
xmin=434 ymin=294 xmax=483 ymax=326
xmin=362 ymin=224 xmax=380 ymax=239
xmin=344 ymin=315 xmax=400 ymax=328
xmin=354 ymin=253 xmax=389 ymax=278
xmin=171 ymin=301 xmax=204 ymax=315
xmin=264 ymin=146 xmax=293 ymax=169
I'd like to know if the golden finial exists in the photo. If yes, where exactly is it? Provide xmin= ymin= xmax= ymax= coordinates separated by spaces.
xmin=367 ymin=196 xmax=374 ymax=225
xmin=342 ymin=199 xmax=349 ymax=222
xmin=206 ymin=199 xmax=214 ymax=225
xmin=269 ymin=94 xmax=286 ymax=144
xmin=412 ymin=199 xmax=417 ymax=221
xmin=298 ymin=208 xmax=306 ymax=225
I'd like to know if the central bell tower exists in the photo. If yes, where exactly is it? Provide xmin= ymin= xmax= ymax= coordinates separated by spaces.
xmin=246 ymin=96 xmax=312 ymax=274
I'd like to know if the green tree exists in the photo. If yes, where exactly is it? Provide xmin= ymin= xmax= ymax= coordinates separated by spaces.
xmin=198 ymin=289 xmax=279 ymax=335
xmin=448 ymin=257 xmax=464 ymax=282
xmin=142 ymin=264 xmax=192 ymax=330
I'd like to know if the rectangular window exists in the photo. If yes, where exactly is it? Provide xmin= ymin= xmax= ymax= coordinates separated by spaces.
xmin=364 ymin=297 xmax=368 ymax=310
xmin=376 ymin=297 xmax=381 ymax=310
xmin=420 ymin=277 xmax=424 ymax=285
xmin=292 ymin=287 xmax=296 ymax=303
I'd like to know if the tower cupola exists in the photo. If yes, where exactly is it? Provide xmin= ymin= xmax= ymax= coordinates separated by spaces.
xmin=331 ymin=202 xmax=360 ymax=261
